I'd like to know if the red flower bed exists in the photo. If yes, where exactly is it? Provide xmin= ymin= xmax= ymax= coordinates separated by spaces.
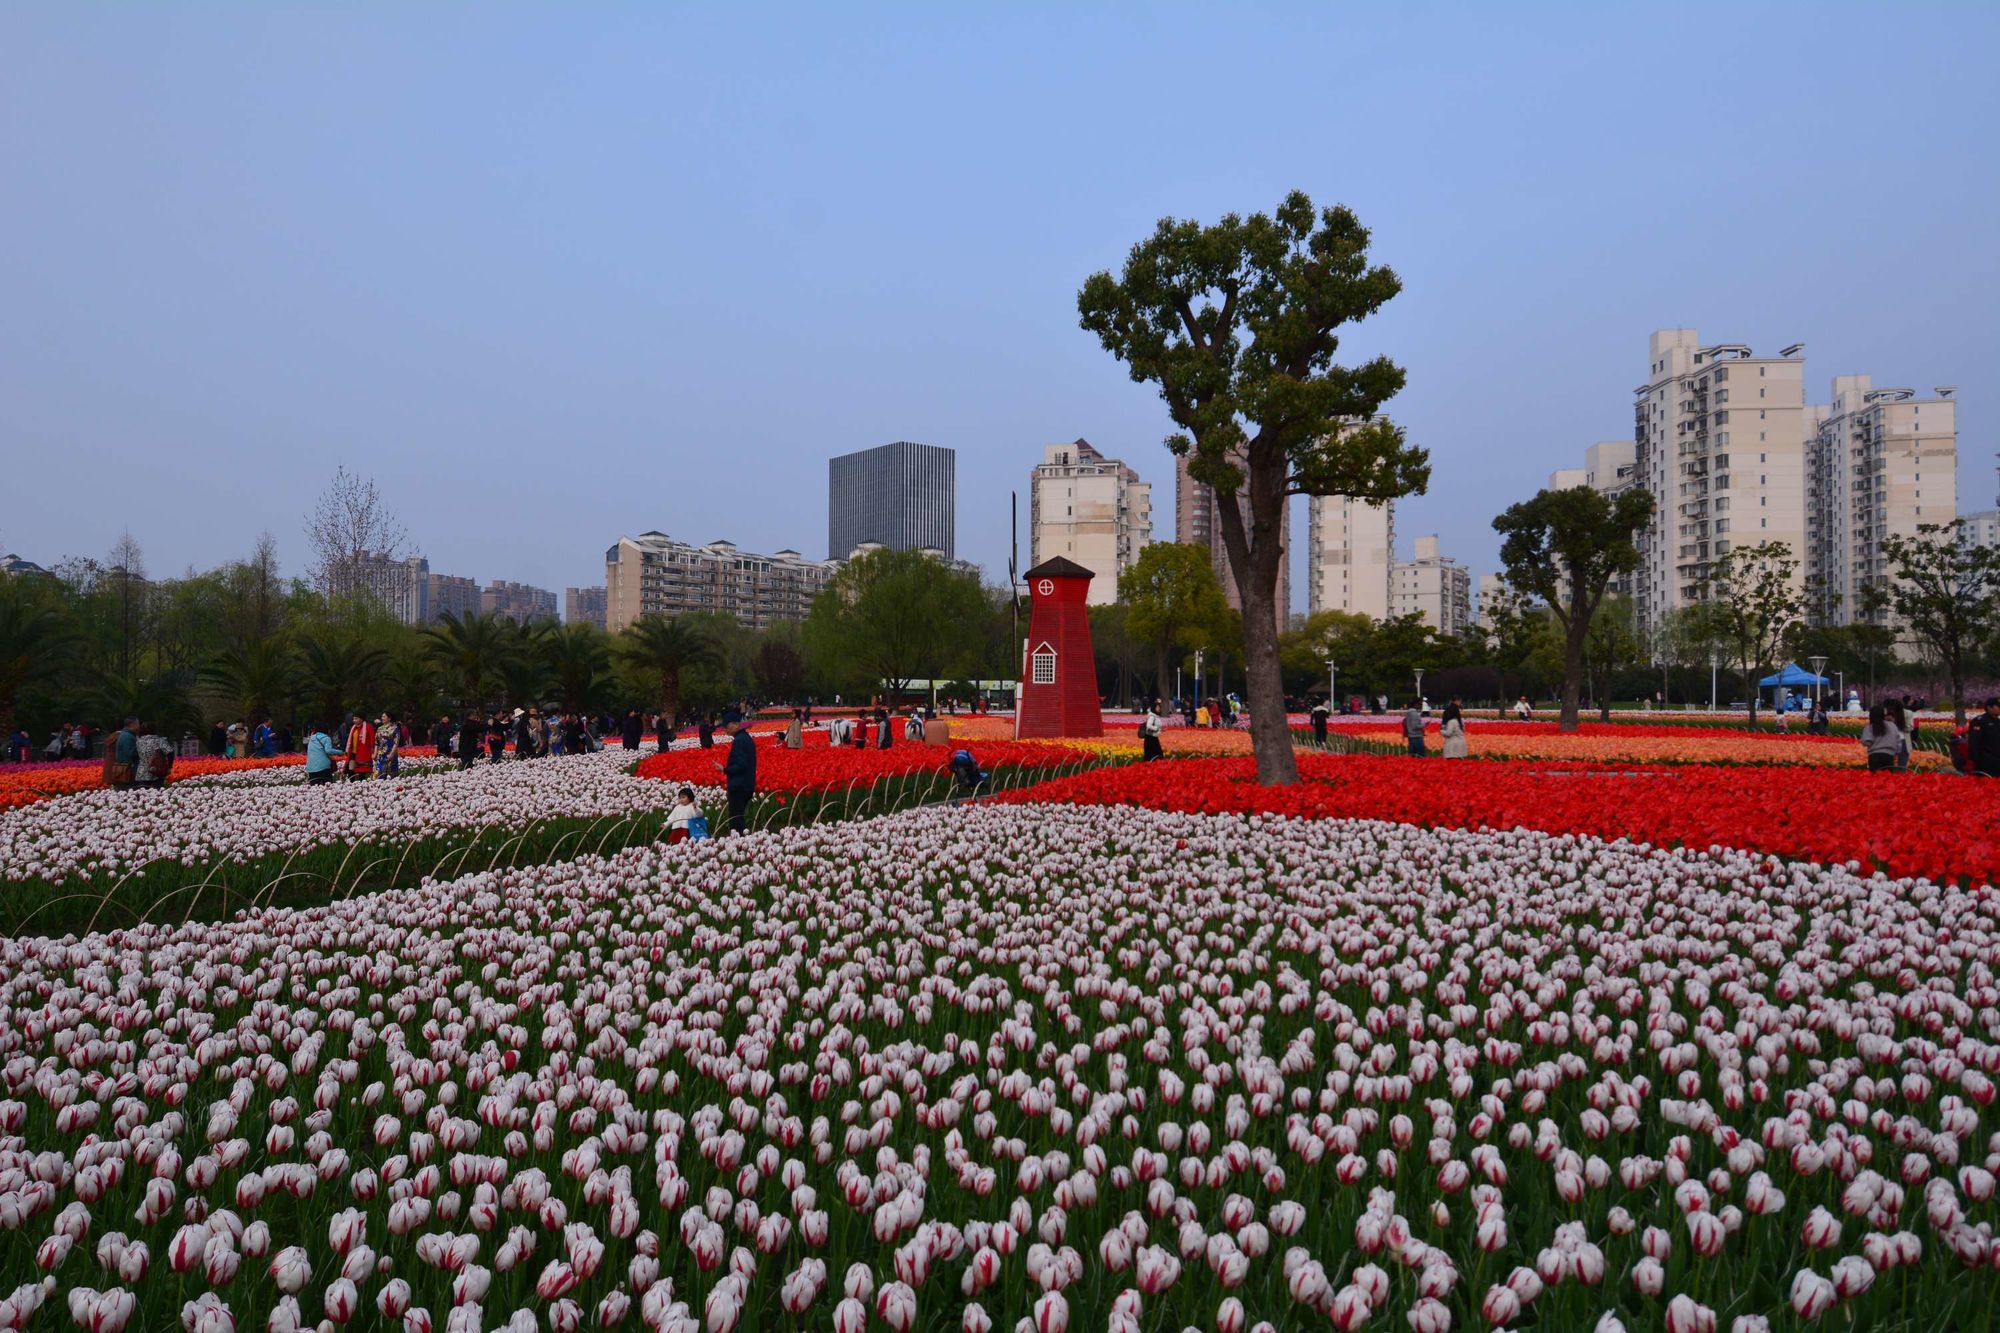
xmin=1001 ymin=753 xmax=2000 ymax=885
xmin=635 ymin=732 xmax=1097 ymax=795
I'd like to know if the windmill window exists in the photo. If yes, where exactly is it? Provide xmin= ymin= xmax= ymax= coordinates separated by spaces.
xmin=1031 ymin=646 xmax=1057 ymax=685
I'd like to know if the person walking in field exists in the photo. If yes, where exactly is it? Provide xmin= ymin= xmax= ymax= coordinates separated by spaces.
xmin=720 ymin=709 xmax=756 ymax=836
xmin=1402 ymin=703 xmax=1427 ymax=758
xmin=1440 ymin=701 xmax=1469 ymax=759
xmin=1140 ymin=699 xmax=1165 ymax=761
xmin=1862 ymin=704 xmax=1903 ymax=772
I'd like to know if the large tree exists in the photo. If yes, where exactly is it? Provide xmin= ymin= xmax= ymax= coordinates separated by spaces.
xmin=1080 ymin=192 xmax=1429 ymax=784
xmin=1706 ymin=540 xmax=1808 ymax=729
xmin=1868 ymin=520 xmax=2000 ymax=726
xmin=1118 ymin=542 xmax=1233 ymax=701
xmin=1492 ymin=484 xmax=1655 ymax=731
xmin=801 ymin=547 xmax=987 ymax=701
xmin=306 ymin=465 xmax=409 ymax=606
xmin=616 ymin=615 xmax=717 ymax=725
xmin=200 ymin=639 xmax=294 ymax=723
xmin=424 ymin=611 xmax=519 ymax=709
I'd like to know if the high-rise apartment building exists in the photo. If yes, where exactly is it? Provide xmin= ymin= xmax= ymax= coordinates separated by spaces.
xmin=1306 ymin=492 xmax=1394 ymax=621
xmin=1547 ymin=467 xmax=1588 ymax=492
xmin=1632 ymin=330 xmax=1810 ymax=633
xmin=1390 ymin=535 xmax=1471 ymax=635
xmin=828 ymin=442 xmax=955 ymax=561
xmin=427 ymin=573 xmax=481 ymax=623
xmin=564 ymin=586 xmax=608 ymax=632
xmin=1028 ymin=439 xmax=1151 ymax=605
xmin=1807 ymin=377 xmax=1959 ymax=626
xmin=1174 ymin=454 xmax=1290 ymax=633
xmin=605 ymin=533 xmax=837 ymax=632
xmin=342 ymin=553 xmax=430 ymax=625
xmin=482 ymin=580 xmax=559 ymax=625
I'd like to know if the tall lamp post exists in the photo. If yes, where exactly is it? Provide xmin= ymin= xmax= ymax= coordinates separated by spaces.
xmin=1808 ymin=654 xmax=1828 ymax=710
xmin=1328 ymin=659 xmax=1339 ymax=714
xmin=1414 ymin=668 xmax=1425 ymax=710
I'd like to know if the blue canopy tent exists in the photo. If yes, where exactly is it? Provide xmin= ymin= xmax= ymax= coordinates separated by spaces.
xmin=1758 ymin=661 xmax=1828 ymax=710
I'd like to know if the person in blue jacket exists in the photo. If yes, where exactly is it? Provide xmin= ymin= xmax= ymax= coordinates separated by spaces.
xmin=721 ymin=708 xmax=757 ymax=836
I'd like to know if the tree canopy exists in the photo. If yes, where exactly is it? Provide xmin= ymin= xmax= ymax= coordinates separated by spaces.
xmin=1117 ymin=543 xmax=1233 ymax=701
xmin=1868 ymin=520 xmax=2000 ymax=725
xmin=802 ymin=547 xmax=990 ymax=701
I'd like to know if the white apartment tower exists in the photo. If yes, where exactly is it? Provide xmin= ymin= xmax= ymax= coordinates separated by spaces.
xmin=1173 ymin=454 xmax=1289 ymax=633
xmin=1807 ymin=377 xmax=1959 ymax=626
xmin=1307 ymin=494 xmax=1395 ymax=620
xmin=1632 ymin=330 xmax=1810 ymax=632
xmin=1029 ymin=439 xmax=1151 ymax=605
xmin=1390 ymin=534 xmax=1472 ymax=635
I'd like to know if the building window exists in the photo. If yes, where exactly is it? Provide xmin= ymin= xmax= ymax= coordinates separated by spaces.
xmin=1031 ymin=646 xmax=1057 ymax=685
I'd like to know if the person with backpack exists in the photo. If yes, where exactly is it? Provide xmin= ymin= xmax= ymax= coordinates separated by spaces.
xmin=1140 ymin=700 xmax=1165 ymax=761
xmin=948 ymin=748 xmax=988 ymax=804
xmin=664 ymin=786 xmax=707 ymax=843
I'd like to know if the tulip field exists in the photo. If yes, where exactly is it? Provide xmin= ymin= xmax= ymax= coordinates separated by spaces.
xmin=0 ymin=724 xmax=1997 ymax=1333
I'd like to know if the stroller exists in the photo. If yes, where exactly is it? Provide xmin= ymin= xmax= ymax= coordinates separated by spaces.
xmin=947 ymin=749 xmax=989 ymax=805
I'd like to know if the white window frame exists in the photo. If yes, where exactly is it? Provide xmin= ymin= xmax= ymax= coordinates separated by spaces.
xmin=1031 ymin=644 xmax=1057 ymax=685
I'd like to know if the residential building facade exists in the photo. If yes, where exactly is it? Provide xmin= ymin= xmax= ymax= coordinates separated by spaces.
xmin=1028 ymin=439 xmax=1151 ymax=605
xmin=1632 ymin=329 xmax=1811 ymax=633
xmin=1807 ymin=376 xmax=1960 ymax=625
xmin=1306 ymin=492 xmax=1394 ymax=621
xmin=482 ymin=580 xmax=559 ymax=625
xmin=342 ymin=553 xmax=430 ymax=625
xmin=828 ymin=441 xmax=955 ymax=561
xmin=605 ymin=532 xmax=838 ymax=632
xmin=1390 ymin=534 xmax=1472 ymax=635
xmin=1174 ymin=453 xmax=1290 ymax=633
xmin=427 ymin=573 xmax=481 ymax=623
xmin=563 ymin=585 xmax=608 ymax=632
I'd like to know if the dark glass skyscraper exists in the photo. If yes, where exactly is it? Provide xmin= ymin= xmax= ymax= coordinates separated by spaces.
xmin=827 ymin=441 xmax=955 ymax=561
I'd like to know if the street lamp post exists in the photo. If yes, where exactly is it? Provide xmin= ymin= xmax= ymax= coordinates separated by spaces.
xmin=1328 ymin=659 xmax=1338 ymax=713
xmin=1194 ymin=649 xmax=1205 ymax=709
xmin=1808 ymin=654 xmax=1828 ymax=710
xmin=1414 ymin=668 xmax=1425 ymax=709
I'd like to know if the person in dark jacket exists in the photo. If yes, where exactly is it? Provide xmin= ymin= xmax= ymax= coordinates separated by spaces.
xmin=1970 ymin=698 xmax=2000 ymax=778
xmin=457 ymin=711 xmax=481 ymax=768
xmin=208 ymin=720 xmax=228 ymax=757
xmin=875 ymin=705 xmax=892 ymax=750
xmin=720 ymin=709 xmax=756 ymax=836
xmin=698 ymin=714 xmax=715 ymax=749
xmin=621 ymin=710 xmax=642 ymax=750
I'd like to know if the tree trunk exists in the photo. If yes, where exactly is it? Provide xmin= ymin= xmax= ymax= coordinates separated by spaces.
xmin=1559 ymin=620 xmax=1587 ymax=732
xmin=661 ymin=667 xmax=680 ymax=729
xmin=1156 ymin=642 xmax=1171 ymax=708
xmin=1212 ymin=452 xmax=1297 ymax=785
xmin=1745 ymin=652 xmax=1759 ymax=729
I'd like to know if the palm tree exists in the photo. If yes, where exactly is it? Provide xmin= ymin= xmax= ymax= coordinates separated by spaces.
xmin=544 ymin=623 xmax=611 ymax=714
xmin=424 ymin=612 xmax=517 ymax=709
xmin=0 ymin=577 xmax=75 ymax=740
xmin=296 ymin=634 xmax=389 ymax=727
xmin=381 ymin=655 xmax=441 ymax=724
xmin=616 ymin=615 xmax=716 ymax=724
xmin=200 ymin=638 xmax=294 ymax=723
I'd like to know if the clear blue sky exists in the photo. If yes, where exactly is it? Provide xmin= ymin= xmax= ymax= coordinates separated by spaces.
xmin=4 ymin=4 xmax=1995 ymax=607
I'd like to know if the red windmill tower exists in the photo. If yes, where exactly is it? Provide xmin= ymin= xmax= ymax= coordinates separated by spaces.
xmin=1015 ymin=557 xmax=1103 ymax=739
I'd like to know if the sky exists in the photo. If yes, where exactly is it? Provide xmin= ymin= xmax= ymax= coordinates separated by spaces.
xmin=4 ymin=3 xmax=1997 ymax=610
